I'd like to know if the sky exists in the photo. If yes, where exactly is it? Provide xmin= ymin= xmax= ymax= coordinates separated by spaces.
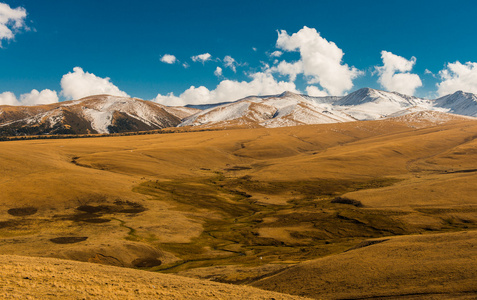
xmin=1 ymin=0 xmax=477 ymax=106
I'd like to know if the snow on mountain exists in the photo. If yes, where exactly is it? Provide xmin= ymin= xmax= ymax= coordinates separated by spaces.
xmin=179 ymin=88 xmax=477 ymax=129
xmin=180 ymin=91 xmax=355 ymax=128
xmin=384 ymin=110 xmax=476 ymax=128
xmin=0 ymin=95 xmax=194 ymax=135
xmin=2 ymin=88 xmax=477 ymax=136
xmin=163 ymin=106 xmax=201 ymax=120
xmin=335 ymin=88 xmax=433 ymax=120
xmin=434 ymin=91 xmax=477 ymax=117
xmin=78 ymin=95 xmax=190 ymax=133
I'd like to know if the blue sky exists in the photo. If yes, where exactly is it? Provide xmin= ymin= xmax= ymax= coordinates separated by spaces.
xmin=1 ymin=0 xmax=477 ymax=105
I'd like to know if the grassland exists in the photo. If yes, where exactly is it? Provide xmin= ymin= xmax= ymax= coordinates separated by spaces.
xmin=0 ymin=116 xmax=477 ymax=298
xmin=0 ymin=255 xmax=309 ymax=299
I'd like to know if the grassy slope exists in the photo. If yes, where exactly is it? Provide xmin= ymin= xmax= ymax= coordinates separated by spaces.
xmin=252 ymin=231 xmax=477 ymax=299
xmin=0 ymin=116 xmax=476 ymax=297
xmin=0 ymin=255 xmax=309 ymax=300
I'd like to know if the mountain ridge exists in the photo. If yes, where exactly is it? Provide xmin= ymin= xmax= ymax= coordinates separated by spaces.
xmin=0 ymin=95 xmax=199 ymax=135
xmin=1 ymin=88 xmax=476 ymax=135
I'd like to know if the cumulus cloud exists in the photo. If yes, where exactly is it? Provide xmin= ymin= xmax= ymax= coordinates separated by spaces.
xmin=154 ymin=72 xmax=297 ymax=106
xmin=0 ymin=91 xmax=18 ymax=105
xmin=191 ymin=53 xmax=212 ymax=63
xmin=270 ymin=50 xmax=283 ymax=57
xmin=306 ymin=86 xmax=328 ymax=97
xmin=60 ymin=67 xmax=129 ymax=100
xmin=20 ymin=89 xmax=59 ymax=105
xmin=276 ymin=26 xmax=361 ymax=95
xmin=223 ymin=55 xmax=237 ymax=72
xmin=160 ymin=54 xmax=177 ymax=64
xmin=0 ymin=89 xmax=58 ymax=106
xmin=273 ymin=60 xmax=303 ymax=82
xmin=437 ymin=61 xmax=477 ymax=96
xmin=214 ymin=66 xmax=223 ymax=77
xmin=0 ymin=2 xmax=27 ymax=46
xmin=375 ymin=50 xmax=422 ymax=96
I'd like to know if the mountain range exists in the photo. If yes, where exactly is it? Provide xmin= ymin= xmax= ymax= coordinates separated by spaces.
xmin=0 ymin=95 xmax=199 ymax=135
xmin=1 ymin=88 xmax=476 ymax=135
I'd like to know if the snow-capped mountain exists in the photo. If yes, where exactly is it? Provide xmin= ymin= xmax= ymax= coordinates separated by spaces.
xmin=0 ymin=95 xmax=199 ymax=135
xmin=2 ymin=88 xmax=477 ymax=136
xmin=335 ymin=88 xmax=433 ymax=120
xmin=434 ymin=91 xmax=477 ymax=117
xmin=180 ymin=91 xmax=355 ymax=128
xmin=179 ymin=88 xmax=477 ymax=129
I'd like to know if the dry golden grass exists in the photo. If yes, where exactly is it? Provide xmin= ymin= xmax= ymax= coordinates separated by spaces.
xmin=0 ymin=255 xmax=309 ymax=299
xmin=252 ymin=231 xmax=477 ymax=299
xmin=0 ymin=113 xmax=476 ymax=298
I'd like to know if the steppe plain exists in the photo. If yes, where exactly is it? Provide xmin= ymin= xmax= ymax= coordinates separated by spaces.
xmin=1 ymin=114 xmax=477 ymax=299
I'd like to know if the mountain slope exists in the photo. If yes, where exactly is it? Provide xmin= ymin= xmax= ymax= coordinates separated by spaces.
xmin=0 ymin=95 xmax=198 ymax=135
xmin=335 ymin=87 xmax=433 ymax=120
xmin=2 ymin=88 xmax=477 ymax=135
xmin=434 ymin=90 xmax=477 ymax=116
xmin=0 ymin=255 xmax=308 ymax=300
xmin=181 ymin=88 xmax=477 ymax=128
xmin=252 ymin=231 xmax=477 ymax=299
xmin=181 ymin=91 xmax=355 ymax=128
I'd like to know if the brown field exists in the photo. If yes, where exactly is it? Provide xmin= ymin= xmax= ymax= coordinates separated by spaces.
xmin=1 ymin=114 xmax=477 ymax=298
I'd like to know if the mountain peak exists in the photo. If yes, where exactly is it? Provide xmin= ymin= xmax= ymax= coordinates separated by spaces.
xmin=452 ymin=90 xmax=476 ymax=98
xmin=434 ymin=90 xmax=477 ymax=116
xmin=278 ymin=91 xmax=300 ymax=98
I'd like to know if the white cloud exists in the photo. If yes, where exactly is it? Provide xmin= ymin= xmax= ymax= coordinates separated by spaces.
xmin=276 ymin=26 xmax=361 ymax=96
xmin=182 ymin=62 xmax=189 ymax=68
xmin=0 ymin=91 xmax=18 ymax=105
xmin=375 ymin=50 xmax=422 ymax=96
xmin=223 ymin=55 xmax=237 ymax=72
xmin=0 ymin=89 xmax=58 ymax=106
xmin=273 ymin=60 xmax=303 ymax=81
xmin=306 ymin=86 xmax=328 ymax=97
xmin=437 ymin=61 xmax=477 ymax=96
xmin=270 ymin=50 xmax=282 ymax=57
xmin=154 ymin=72 xmax=297 ymax=106
xmin=214 ymin=66 xmax=223 ymax=77
xmin=60 ymin=67 xmax=129 ymax=100
xmin=424 ymin=69 xmax=437 ymax=79
xmin=0 ymin=2 xmax=27 ymax=46
xmin=20 ymin=89 xmax=58 ymax=105
xmin=160 ymin=54 xmax=177 ymax=64
xmin=191 ymin=53 xmax=212 ymax=63
xmin=252 ymin=47 xmax=257 ymax=52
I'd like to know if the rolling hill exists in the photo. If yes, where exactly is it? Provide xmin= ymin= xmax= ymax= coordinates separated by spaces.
xmin=0 ymin=255 xmax=308 ymax=299
xmin=1 ymin=112 xmax=477 ymax=298
xmin=252 ymin=231 xmax=477 ymax=299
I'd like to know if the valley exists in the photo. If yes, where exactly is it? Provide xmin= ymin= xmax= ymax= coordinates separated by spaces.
xmin=1 ymin=114 xmax=477 ymax=298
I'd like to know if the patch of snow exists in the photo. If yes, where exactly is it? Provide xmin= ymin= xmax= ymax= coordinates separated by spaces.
xmin=82 ymin=108 xmax=113 ymax=133
xmin=181 ymin=101 xmax=251 ymax=126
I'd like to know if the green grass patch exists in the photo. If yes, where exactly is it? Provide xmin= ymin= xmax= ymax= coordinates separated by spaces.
xmin=132 ymin=175 xmax=416 ymax=274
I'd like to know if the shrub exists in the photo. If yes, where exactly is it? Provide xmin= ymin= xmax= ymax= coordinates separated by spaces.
xmin=331 ymin=196 xmax=363 ymax=207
